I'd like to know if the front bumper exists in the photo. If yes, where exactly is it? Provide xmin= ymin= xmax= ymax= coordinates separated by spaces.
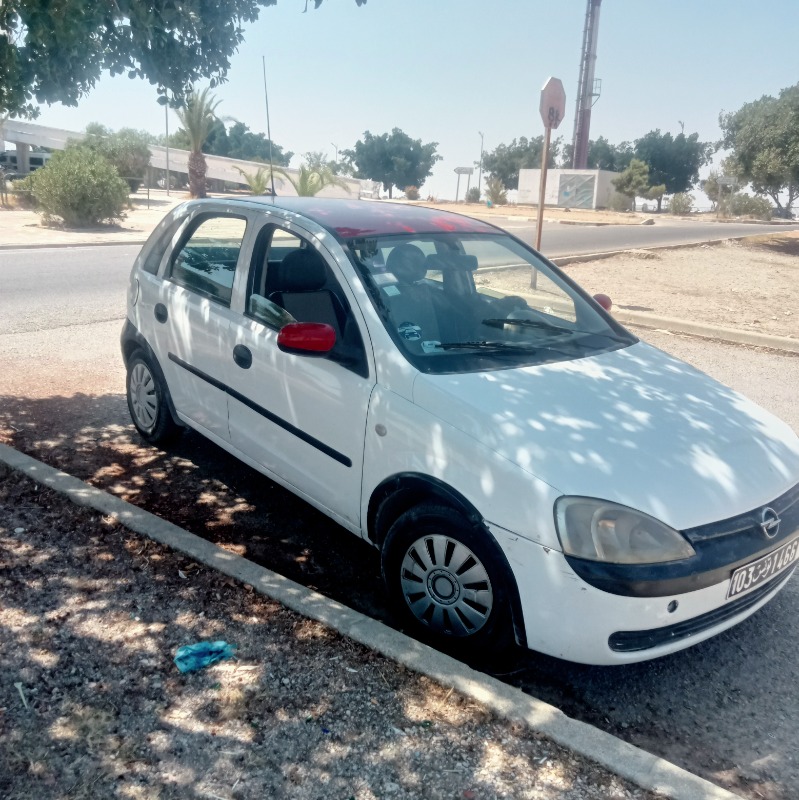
xmin=488 ymin=522 xmax=797 ymax=665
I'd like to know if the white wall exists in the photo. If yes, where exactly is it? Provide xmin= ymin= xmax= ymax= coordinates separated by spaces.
xmin=518 ymin=168 xmax=622 ymax=209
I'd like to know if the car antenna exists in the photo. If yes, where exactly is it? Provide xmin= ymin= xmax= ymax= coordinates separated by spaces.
xmin=262 ymin=55 xmax=276 ymax=200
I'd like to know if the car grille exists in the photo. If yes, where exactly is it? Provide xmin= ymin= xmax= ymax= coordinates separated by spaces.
xmin=608 ymin=567 xmax=795 ymax=653
xmin=682 ymin=482 xmax=799 ymax=543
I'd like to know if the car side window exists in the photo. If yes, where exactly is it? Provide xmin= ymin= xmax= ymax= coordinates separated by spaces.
xmin=245 ymin=224 xmax=369 ymax=377
xmin=142 ymin=215 xmax=187 ymax=275
xmin=168 ymin=214 xmax=248 ymax=306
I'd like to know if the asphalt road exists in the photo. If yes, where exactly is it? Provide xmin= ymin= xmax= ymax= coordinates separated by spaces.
xmin=2 ymin=243 xmax=799 ymax=799
xmin=510 ymin=219 xmax=799 ymax=258
xmin=3 ymin=219 xmax=798 ymax=334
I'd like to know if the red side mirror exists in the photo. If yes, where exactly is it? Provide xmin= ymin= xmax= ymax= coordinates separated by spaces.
xmin=277 ymin=322 xmax=336 ymax=355
xmin=593 ymin=293 xmax=613 ymax=312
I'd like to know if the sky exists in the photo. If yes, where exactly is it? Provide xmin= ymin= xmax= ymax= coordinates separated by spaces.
xmin=9 ymin=0 xmax=799 ymax=202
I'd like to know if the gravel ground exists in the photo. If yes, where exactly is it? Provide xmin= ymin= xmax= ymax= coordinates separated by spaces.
xmin=561 ymin=234 xmax=799 ymax=340
xmin=0 ymin=464 xmax=663 ymax=800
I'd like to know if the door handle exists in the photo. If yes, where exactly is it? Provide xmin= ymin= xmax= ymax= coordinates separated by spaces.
xmin=232 ymin=344 xmax=253 ymax=369
xmin=154 ymin=303 xmax=168 ymax=323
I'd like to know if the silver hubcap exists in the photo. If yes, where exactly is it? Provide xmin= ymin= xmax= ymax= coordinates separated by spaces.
xmin=400 ymin=534 xmax=493 ymax=637
xmin=129 ymin=362 xmax=158 ymax=432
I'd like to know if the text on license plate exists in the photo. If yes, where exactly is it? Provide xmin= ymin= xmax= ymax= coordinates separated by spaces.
xmin=728 ymin=537 xmax=799 ymax=599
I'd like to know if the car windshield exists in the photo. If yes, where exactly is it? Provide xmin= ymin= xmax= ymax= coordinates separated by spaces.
xmin=346 ymin=231 xmax=636 ymax=374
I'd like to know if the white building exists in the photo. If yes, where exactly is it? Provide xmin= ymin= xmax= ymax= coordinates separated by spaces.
xmin=518 ymin=168 xmax=627 ymax=210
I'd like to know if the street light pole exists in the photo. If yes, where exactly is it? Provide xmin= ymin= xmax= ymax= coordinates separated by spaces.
xmin=478 ymin=131 xmax=484 ymax=198
xmin=331 ymin=142 xmax=339 ymax=162
xmin=164 ymin=100 xmax=170 ymax=197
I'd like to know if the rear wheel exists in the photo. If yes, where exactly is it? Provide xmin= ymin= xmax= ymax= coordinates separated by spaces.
xmin=382 ymin=503 xmax=513 ymax=653
xmin=126 ymin=351 xmax=180 ymax=445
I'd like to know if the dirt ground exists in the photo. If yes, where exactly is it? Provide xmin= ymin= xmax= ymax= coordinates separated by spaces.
xmin=0 ymin=465 xmax=659 ymax=800
xmin=478 ymin=234 xmax=799 ymax=341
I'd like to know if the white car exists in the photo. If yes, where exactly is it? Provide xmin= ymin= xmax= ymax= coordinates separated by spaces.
xmin=122 ymin=197 xmax=799 ymax=665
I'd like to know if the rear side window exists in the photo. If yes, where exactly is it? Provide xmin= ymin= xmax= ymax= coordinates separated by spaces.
xmin=141 ymin=215 xmax=186 ymax=275
xmin=168 ymin=215 xmax=247 ymax=306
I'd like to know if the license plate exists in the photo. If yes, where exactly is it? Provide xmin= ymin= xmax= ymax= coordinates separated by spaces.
xmin=727 ymin=537 xmax=799 ymax=599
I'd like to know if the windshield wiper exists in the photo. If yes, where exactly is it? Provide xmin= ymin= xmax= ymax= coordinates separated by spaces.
xmin=433 ymin=340 xmax=538 ymax=352
xmin=482 ymin=318 xmax=628 ymax=343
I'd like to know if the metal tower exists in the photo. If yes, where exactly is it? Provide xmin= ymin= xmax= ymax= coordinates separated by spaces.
xmin=571 ymin=0 xmax=603 ymax=169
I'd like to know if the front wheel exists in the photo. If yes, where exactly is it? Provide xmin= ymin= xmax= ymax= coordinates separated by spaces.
xmin=382 ymin=503 xmax=514 ymax=654
xmin=126 ymin=351 xmax=180 ymax=445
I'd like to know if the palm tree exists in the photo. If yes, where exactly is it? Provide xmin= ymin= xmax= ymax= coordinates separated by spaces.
xmin=234 ymin=166 xmax=272 ymax=196
xmin=175 ymin=88 xmax=221 ymax=198
xmin=266 ymin=153 xmax=351 ymax=197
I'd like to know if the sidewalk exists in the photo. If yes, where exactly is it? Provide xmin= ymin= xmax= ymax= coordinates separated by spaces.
xmin=0 ymin=192 xmax=646 ymax=250
xmin=0 ymin=189 xmax=184 ymax=248
xmin=0 ymin=449 xmax=740 ymax=800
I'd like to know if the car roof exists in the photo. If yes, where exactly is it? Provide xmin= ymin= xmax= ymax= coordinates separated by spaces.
xmin=225 ymin=196 xmax=500 ymax=239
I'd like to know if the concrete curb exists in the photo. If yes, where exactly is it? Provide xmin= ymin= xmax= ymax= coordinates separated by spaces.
xmin=0 ymin=442 xmax=741 ymax=800
xmin=0 ymin=239 xmax=147 ymax=251
xmin=616 ymin=312 xmax=799 ymax=354
xmin=550 ymin=237 xmax=732 ymax=266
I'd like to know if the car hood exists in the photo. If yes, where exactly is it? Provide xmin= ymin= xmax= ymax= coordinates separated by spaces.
xmin=412 ymin=341 xmax=799 ymax=531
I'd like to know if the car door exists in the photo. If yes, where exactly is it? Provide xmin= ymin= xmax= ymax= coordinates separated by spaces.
xmin=151 ymin=210 xmax=250 ymax=442
xmin=225 ymin=221 xmax=375 ymax=530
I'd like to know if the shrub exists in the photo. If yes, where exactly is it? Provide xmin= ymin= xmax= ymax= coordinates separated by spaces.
xmin=484 ymin=175 xmax=508 ymax=205
xmin=724 ymin=193 xmax=772 ymax=220
xmin=404 ymin=185 xmax=420 ymax=200
xmin=466 ymin=186 xmax=480 ymax=203
xmin=31 ymin=147 xmax=129 ymax=226
xmin=668 ymin=193 xmax=694 ymax=215
xmin=9 ymin=174 xmax=38 ymax=208
xmin=608 ymin=192 xmax=632 ymax=212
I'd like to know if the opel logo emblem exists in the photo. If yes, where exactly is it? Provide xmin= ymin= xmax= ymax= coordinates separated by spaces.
xmin=759 ymin=507 xmax=781 ymax=539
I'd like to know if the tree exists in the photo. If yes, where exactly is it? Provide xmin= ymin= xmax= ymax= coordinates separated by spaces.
xmin=612 ymin=159 xmax=651 ymax=209
xmin=266 ymin=153 xmax=351 ymax=197
xmin=225 ymin=122 xmax=293 ymax=165
xmin=175 ymin=88 xmax=221 ymax=198
xmin=480 ymin=136 xmax=559 ymax=190
xmin=633 ymin=129 xmax=712 ymax=211
xmin=561 ymin=137 xmax=633 ymax=172
xmin=343 ymin=129 xmax=441 ymax=198
xmin=0 ymin=0 xmax=365 ymax=119
xmin=720 ymin=84 xmax=799 ymax=215
xmin=82 ymin=123 xmax=153 ymax=190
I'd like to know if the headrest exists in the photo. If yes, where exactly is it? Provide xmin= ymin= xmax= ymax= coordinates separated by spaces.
xmin=425 ymin=253 xmax=479 ymax=272
xmin=386 ymin=243 xmax=427 ymax=284
xmin=270 ymin=248 xmax=327 ymax=292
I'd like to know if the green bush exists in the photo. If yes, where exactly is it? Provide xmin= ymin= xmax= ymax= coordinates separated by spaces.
xmin=9 ymin=174 xmax=38 ymax=208
xmin=668 ymin=193 xmax=694 ymax=215
xmin=724 ymin=193 xmax=772 ymax=220
xmin=608 ymin=192 xmax=632 ymax=212
xmin=31 ymin=147 xmax=129 ymax=226
xmin=466 ymin=186 xmax=481 ymax=203
xmin=404 ymin=185 xmax=420 ymax=200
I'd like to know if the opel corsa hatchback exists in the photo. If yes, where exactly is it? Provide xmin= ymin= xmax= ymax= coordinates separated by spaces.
xmin=122 ymin=198 xmax=799 ymax=664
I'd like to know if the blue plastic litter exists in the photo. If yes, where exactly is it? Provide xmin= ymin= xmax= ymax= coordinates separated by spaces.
xmin=174 ymin=641 xmax=237 ymax=673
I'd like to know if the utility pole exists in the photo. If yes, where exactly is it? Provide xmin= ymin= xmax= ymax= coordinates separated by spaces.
xmin=478 ymin=131 xmax=485 ymax=198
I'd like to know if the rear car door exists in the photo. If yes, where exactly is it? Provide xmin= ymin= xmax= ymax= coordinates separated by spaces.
xmin=224 ymin=221 xmax=375 ymax=530
xmin=151 ymin=210 xmax=250 ymax=442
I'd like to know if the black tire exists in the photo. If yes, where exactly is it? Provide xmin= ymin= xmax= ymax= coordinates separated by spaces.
xmin=382 ymin=503 xmax=514 ymax=655
xmin=126 ymin=350 xmax=181 ymax=445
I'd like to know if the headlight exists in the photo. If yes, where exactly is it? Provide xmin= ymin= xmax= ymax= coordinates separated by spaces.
xmin=554 ymin=497 xmax=696 ymax=564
